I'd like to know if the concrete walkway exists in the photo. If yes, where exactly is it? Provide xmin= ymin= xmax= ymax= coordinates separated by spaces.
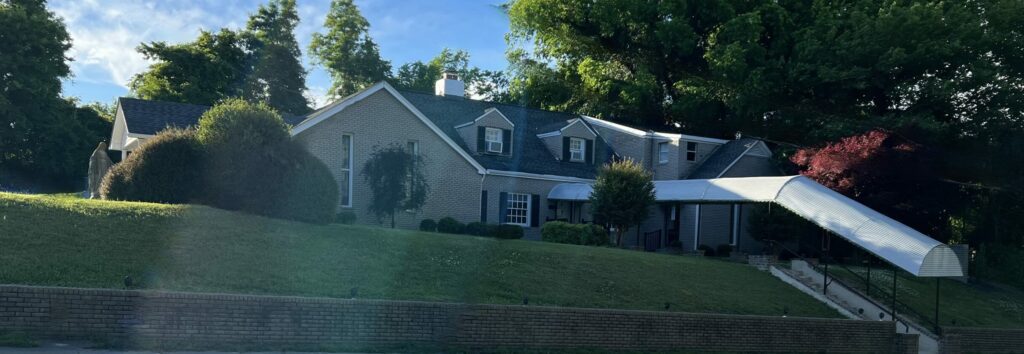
xmin=0 ymin=341 xmax=366 ymax=354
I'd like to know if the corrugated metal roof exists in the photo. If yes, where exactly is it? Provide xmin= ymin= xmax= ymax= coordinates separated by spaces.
xmin=547 ymin=176 xmax=963 ymax=277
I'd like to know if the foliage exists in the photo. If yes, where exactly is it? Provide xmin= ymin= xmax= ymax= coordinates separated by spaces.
xmin=0 ymin=1 xmax=113 ymax=189
xmin=309 ymin=0 xmax=391 ymax=97
xmin=130 ymin=29 xmax=249 ymax=106
xmin=243 ymin=0 xmax=310 ymax=114
xmin=464 ymin=221 xmax=492 ymax=237
xmin=266 ymin=142 xmax=339 ymax=224
xmin=196 ymin=99 xmax=336 ymax=223
xmin=697 ymin=245 xmax=715 ymax=257
xmin=418 ymin=219 xmax=437 ymax=232
xmin=541 ymin=221 xmax=608 ymax=246
xmin=391 ymin=48 xmax=510 ymax=101
xmin=974 ymin=245 xmax=1024 ymax=291
xmin=491 ymin=224 xmax=525 ymax=240
xmin=791 ymin=129 xmax=960 ymax=242
xmin=589 ymin=159 xmax=655 ymax=246
xmin=336 ymin=211 xmax=357 ymax=225
xmin=436 ymin=217 xmax=464 ymax=234
xmin=716 ymin=244 xmax=733 ymax=258
xmin=361 ymin=144 xmax=428 ymax=227
xmin=99 ymin=128 xmax=204 ymax=204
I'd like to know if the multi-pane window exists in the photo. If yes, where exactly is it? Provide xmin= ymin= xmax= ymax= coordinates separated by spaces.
xmin=686 ymin=141 xmax=698 ymax=161
xmin=505 ymin=193 xmax=530 ymax=226
xmin=485 ymin=127 xmax=503 ymax=153
xmin=658 ymin=142 xmax=669 ymax=164
xmin=569 ymin=138 xmax=585 ymax=162
xmin=340 ymin=134 xmax=353 ymax=207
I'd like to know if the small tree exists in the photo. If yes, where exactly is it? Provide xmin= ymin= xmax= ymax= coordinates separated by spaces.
xmin=590 ymin=159 xmax=655 ymax=247
xmin=362 ymin=144 xmax=428 ymax=228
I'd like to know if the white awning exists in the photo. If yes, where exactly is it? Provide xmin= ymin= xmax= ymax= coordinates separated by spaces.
xmin=547 ymin=176 xmax=963 ymax=277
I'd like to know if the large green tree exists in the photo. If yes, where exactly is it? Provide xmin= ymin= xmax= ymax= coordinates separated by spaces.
xmin=391 ymin=48 xmax=509 ymax=101
xmin=243 ymin=0 xmax=310 ymax=114
xmin=130 ymin=29 xmax=249 ymax=106
xmin=0 ymin=0 xmax=110 ymax=188
xmin=590 ymin=159 xmax=655 ymax=247
xmin=309 ymin=0 xmax=391 ymax=98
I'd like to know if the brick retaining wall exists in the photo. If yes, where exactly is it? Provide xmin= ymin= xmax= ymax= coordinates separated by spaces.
xmin=0 ymin=285 xmax=907 ymax=352
xmin=940 ymin=327 xmax=1024 ymax=354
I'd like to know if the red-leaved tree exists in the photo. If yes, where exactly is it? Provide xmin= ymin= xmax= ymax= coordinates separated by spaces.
xmin=791 ymin=129 xmax=957 ymax=242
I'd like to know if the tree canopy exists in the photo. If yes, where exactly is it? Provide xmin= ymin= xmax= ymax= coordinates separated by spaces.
xmin=243 ymin=0 xmax=311 ymax=114
xmin=391 ymin=48 xmax=509 ymax=101
xmin=590 ymin=159 xmax=656 ymax=246
xmin=310 ymin=0 xmax=392 ymax=98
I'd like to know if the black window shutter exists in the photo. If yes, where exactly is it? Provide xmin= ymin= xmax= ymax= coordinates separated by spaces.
xmin=480 ymin=191 xmax=488 ymax=222
xmin=562 ymin=137 xmax=571 ymax=161
xmin=585 ymin=139 xmax=594 ymax=164
xmin=530 ymin=194 xmax=540 ymax=227
xmin=501 ymin=129 xmax=511 ymax=155
xmin=498 ymin=192 xmax=508 ymax=223
xmin=477 ymin=126 xmax=485 ymax=152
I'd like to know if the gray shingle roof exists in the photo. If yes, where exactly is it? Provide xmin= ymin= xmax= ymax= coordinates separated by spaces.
xmin=118 ymin=97 xmax=305 ymax=135
xmin=397 ymin=90 xmax=614 ymax=179
xmin=686 ymin=138 xmax=762 ymax=179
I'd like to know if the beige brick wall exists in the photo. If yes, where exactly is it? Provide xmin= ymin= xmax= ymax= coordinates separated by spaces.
xmin=294 ymin=90 xmax=483 ymax=229
xmin=481 ymin=175 xmax=569 ymax=240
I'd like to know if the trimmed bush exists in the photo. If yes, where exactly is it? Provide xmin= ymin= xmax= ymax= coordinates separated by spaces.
xmin=269 ymin=142 xmax=339 ymax=224
xmin=419 ymin=219 xmax=437 ymax=232
xmin=698 ymin=244 xmax=716 ymax=257
xmin=464 ymin=222 xmax=493 ymax=236
xmin=541 ymin=221 xmax=608 ymax=246
xmin=336 ymin=211 xmax=358 ymax=225
xmin=491 ymin=224 xmax=524 ymax=239
xmin=196 ymin=98 xmax=289 ymax=153
xmin=437 ymin=217 xmax=464 ymax=234
xmin=716 ymin=244 xmax=733 ymax=257
xmin=100 ymin=128 xmax=203 ymax=203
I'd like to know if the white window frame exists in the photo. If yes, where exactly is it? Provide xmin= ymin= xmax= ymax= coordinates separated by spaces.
xmin=658 ymin=142 xmax=669 ymax=164
xmin=569 ymin=137 xmax=585 ymax=162
xmin=505 ymin=193 xmax=531 ymax=226
xmin=340 ymin=134 xmax=354 ymax=207
xmin=484 ymin=127 xmax=503 ymax=153
xmin=686 ymin=141 xmax=698 ymax=162
xmin=730 ymin=204 xmax=740 ymax=246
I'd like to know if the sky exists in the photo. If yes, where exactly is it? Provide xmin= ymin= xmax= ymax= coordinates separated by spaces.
xmin=51 ymin=0 xmax=512 ymax=108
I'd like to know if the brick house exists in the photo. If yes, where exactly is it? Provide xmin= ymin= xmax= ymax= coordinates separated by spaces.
xmin=108 ymin=74 xmax=777 ymax=252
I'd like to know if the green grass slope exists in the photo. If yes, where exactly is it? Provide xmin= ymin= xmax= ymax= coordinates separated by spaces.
xmin=0 ymin=192 xmax=840 ymax=318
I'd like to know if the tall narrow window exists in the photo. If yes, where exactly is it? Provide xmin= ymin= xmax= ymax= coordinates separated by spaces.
xmin=730 ymin=204 xmax=740 ymax=246
xmin=484 ymin=127 xmax=503 ymax=153
xmin=340 ymin=134 xmax=353 ymax=207
xmin=406 ymin=140 xmax=419 ymax=155
xmin=569 ymin=137 xmax=585 ymax=162
xmin=505 ymin=193 xmax=531 ymax=226
xmin=686 ymin=141 xmax=698 ymax=162
xmin=658 ymin=142 xmax=669 ymax=164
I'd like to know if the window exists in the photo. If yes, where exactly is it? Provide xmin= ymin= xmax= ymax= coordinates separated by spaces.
xmin=658 ymin=142 xmax=669 ymax=164
xmin=505 ymin=193 xmax=531 ymax=226
xmin=340 ymin=134 xmax=353 ymax=207
xmin=730 ymin=204 xmax=740 ymax=246
xmin=484 ymin=127 xmax=503 ymax=153
xmin=686 ymin=141 xmax=698 ymax=162
xmin=406 ymin=140 xmax=419 ymax=155
xmin=670 ymin=205 xmax=677 ymax=221
xmin=569 ymin=138 xmax=585 ymax=162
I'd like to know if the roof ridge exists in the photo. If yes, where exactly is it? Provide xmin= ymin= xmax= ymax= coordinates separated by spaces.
xmin=396 ymin=88 xmax=581 ymax=119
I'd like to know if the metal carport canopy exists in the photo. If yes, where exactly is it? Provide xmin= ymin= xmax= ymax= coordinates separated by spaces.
xmin=547 ymin=176 xmax=963 ymax=277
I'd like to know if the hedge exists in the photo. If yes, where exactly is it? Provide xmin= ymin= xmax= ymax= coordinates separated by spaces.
xmin=541 ymin=221 xmax=609 ymax=246
xmin=100 ymin=128 xmax=203 ymax=204
xmin=437 ymin=217 xmax=464 ymax=234
xmin=419 ymin=219 xmax=437 ymax=232
xmin=491 ymin=224 xmax=524 ymax=239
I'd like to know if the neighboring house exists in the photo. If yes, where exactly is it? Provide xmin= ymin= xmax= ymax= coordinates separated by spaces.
xmin=108 ymin=74 xmax=777 ymax=252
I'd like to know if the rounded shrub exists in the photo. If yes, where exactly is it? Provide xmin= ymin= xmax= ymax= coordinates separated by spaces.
xmin=491 ymin=224 xmax=524 ymax=239
xmin=336 ymin=211 xmax=357 ymax=225
xmin=464 ymin=222 xmax=493 ymax=236
xmin=541 ymin=221 xmax=608 ymax=246
xmin=196 ymin=98 xmax=289 ymax=153
xmin=268 ymin=142 xmax=339 ymax=224
xmin=716 ymin=244 xmax=733 ymax=257
xmin=419 ymin=219 xmax=437 ymax=232
xmin=100 ymin=128 xmax=204 ymax=203
xmin=582 ymin=224 xmax=610 ymax=246
xmin=436 ymin=217 xmax=464 ymax=234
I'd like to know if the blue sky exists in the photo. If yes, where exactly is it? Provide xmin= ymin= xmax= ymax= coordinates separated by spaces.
xmin=52 ymin=0 xmax=512 ymax=108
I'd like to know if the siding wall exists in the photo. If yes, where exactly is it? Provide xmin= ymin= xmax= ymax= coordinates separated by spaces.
xmin=455 ymin=109 xmax=514 ymax=155
xmin=481 ymin=175 xmax=568 ymax=240
xmin=294 ymin=90 xmax=482 ymax=230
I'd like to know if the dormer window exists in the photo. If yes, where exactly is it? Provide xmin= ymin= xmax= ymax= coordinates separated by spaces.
xmin=485 ymin=127 xmax=503 ymax=153
xmin=569 ymin=137 xmax=585 ymax=162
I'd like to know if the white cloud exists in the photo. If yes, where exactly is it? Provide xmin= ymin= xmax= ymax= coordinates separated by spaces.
xmin=51 ymin=0 xmax=250 ymax=89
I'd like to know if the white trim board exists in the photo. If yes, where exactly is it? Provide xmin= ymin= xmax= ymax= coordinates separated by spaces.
xmin=454 ymin=107 xmax=515 ymax=129
xmin=486 ymin=169 xmax=594 ymax=183
xmin=290 ymin=81 xmax=487 ymax=174
xmin=581 ymin=115 xmax=728 ymax=144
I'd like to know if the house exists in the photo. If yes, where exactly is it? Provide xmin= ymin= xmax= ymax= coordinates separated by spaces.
xmin=108 ymin=74 xmax=777 ymax=252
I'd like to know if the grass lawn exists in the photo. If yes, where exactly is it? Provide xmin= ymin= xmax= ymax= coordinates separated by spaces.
xmin=828 ymin=264 xmax=1024 ymax=328
xmin=1 ymin=192 xmax=843 ymax=318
